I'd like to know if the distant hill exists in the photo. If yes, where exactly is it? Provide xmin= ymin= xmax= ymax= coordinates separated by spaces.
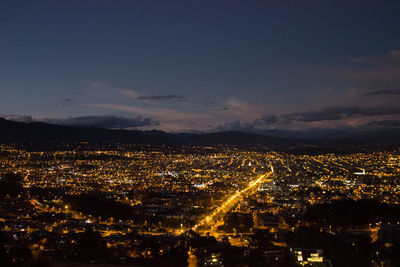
xmin=0 ymin=118 xmax=399 ymax=152
xmin=0 ymin=118 xmax=286 ymax=148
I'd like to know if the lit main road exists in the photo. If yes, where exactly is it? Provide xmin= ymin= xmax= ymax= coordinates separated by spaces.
xmin=192 ymin=166 xmax=274 ymax=232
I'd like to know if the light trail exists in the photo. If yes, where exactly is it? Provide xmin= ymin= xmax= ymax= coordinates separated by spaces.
xmin=192 ymin=166 xmax=274 ymax=231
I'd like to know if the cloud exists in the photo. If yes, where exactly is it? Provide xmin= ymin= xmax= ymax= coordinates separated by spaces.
xmin=87 ymin=103 xmax=207 ymax=120
xmin=1 ymin=115 xmax=34 ymax=123
xmin=283 ymin=107 xmax=362 ymax=122
xmin=138 ymin=94 xmax=187 ymax=101
xmin=280 ymin=106 xmax=400 ymax=122
xmin=86 ymin=81 xmax=106 ymax=88
xmin=257 ymin=114 xmax=279 ymax=125
xmin=121 ymin=90 xmax=140 ymax=99
xmin=2 ymin=114 xmax=157 ymax=129
xmin=223 ymin=98 xmax=265 ymax=120
xmin=212 ymin=107 xmax=229 ymax=112
xmin=86 ymin=82 xmax=188 ymax=102
xmin=225 ymin=98 xmax=252 ymax=112
xmin=359 ymin=106 xmax=400 ymax=116
xmin=56 ymin=98 xmax=76 ymax=106
xmin=41 ymin=115 xmax=157 ymax=129
xmin=121 ymin=89 xmax=187 ymax=102
xmin=353 ymin=49 xmax=400 ymax=66
xmin=365 ymin=88 xmax=400 ymax=96
xmin=215 ymin=115 xmax=280 ymax=132
xmin=364 ymin=120 xmax=400 ymax=128
xmin=215 ymin=120 xmax=256 ymax=132
xmin=213 ymin=105 xmax=400 ymax=133
xmin=61 ymin=98 xmax=75 ymax=104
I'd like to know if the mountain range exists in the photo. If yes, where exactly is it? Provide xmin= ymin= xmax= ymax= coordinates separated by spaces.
xmin=1 ymin=118 xmax=399 ymax=152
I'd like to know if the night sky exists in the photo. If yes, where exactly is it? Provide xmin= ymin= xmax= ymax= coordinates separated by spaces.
xmin=1 ymin=0 xmax=400 ymax=134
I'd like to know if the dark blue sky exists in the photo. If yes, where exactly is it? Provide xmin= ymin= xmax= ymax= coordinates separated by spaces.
xmin=1 ymin=0 xmax=400 ymax=132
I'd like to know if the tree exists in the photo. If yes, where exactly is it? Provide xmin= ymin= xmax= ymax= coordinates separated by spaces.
xmin=0 ymin=172 xmax=24 ymax=196
xmin=75 ymin=228 xmax=107 ymax=262
xmin=250 ymin=229 xmax=273 ymax=249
